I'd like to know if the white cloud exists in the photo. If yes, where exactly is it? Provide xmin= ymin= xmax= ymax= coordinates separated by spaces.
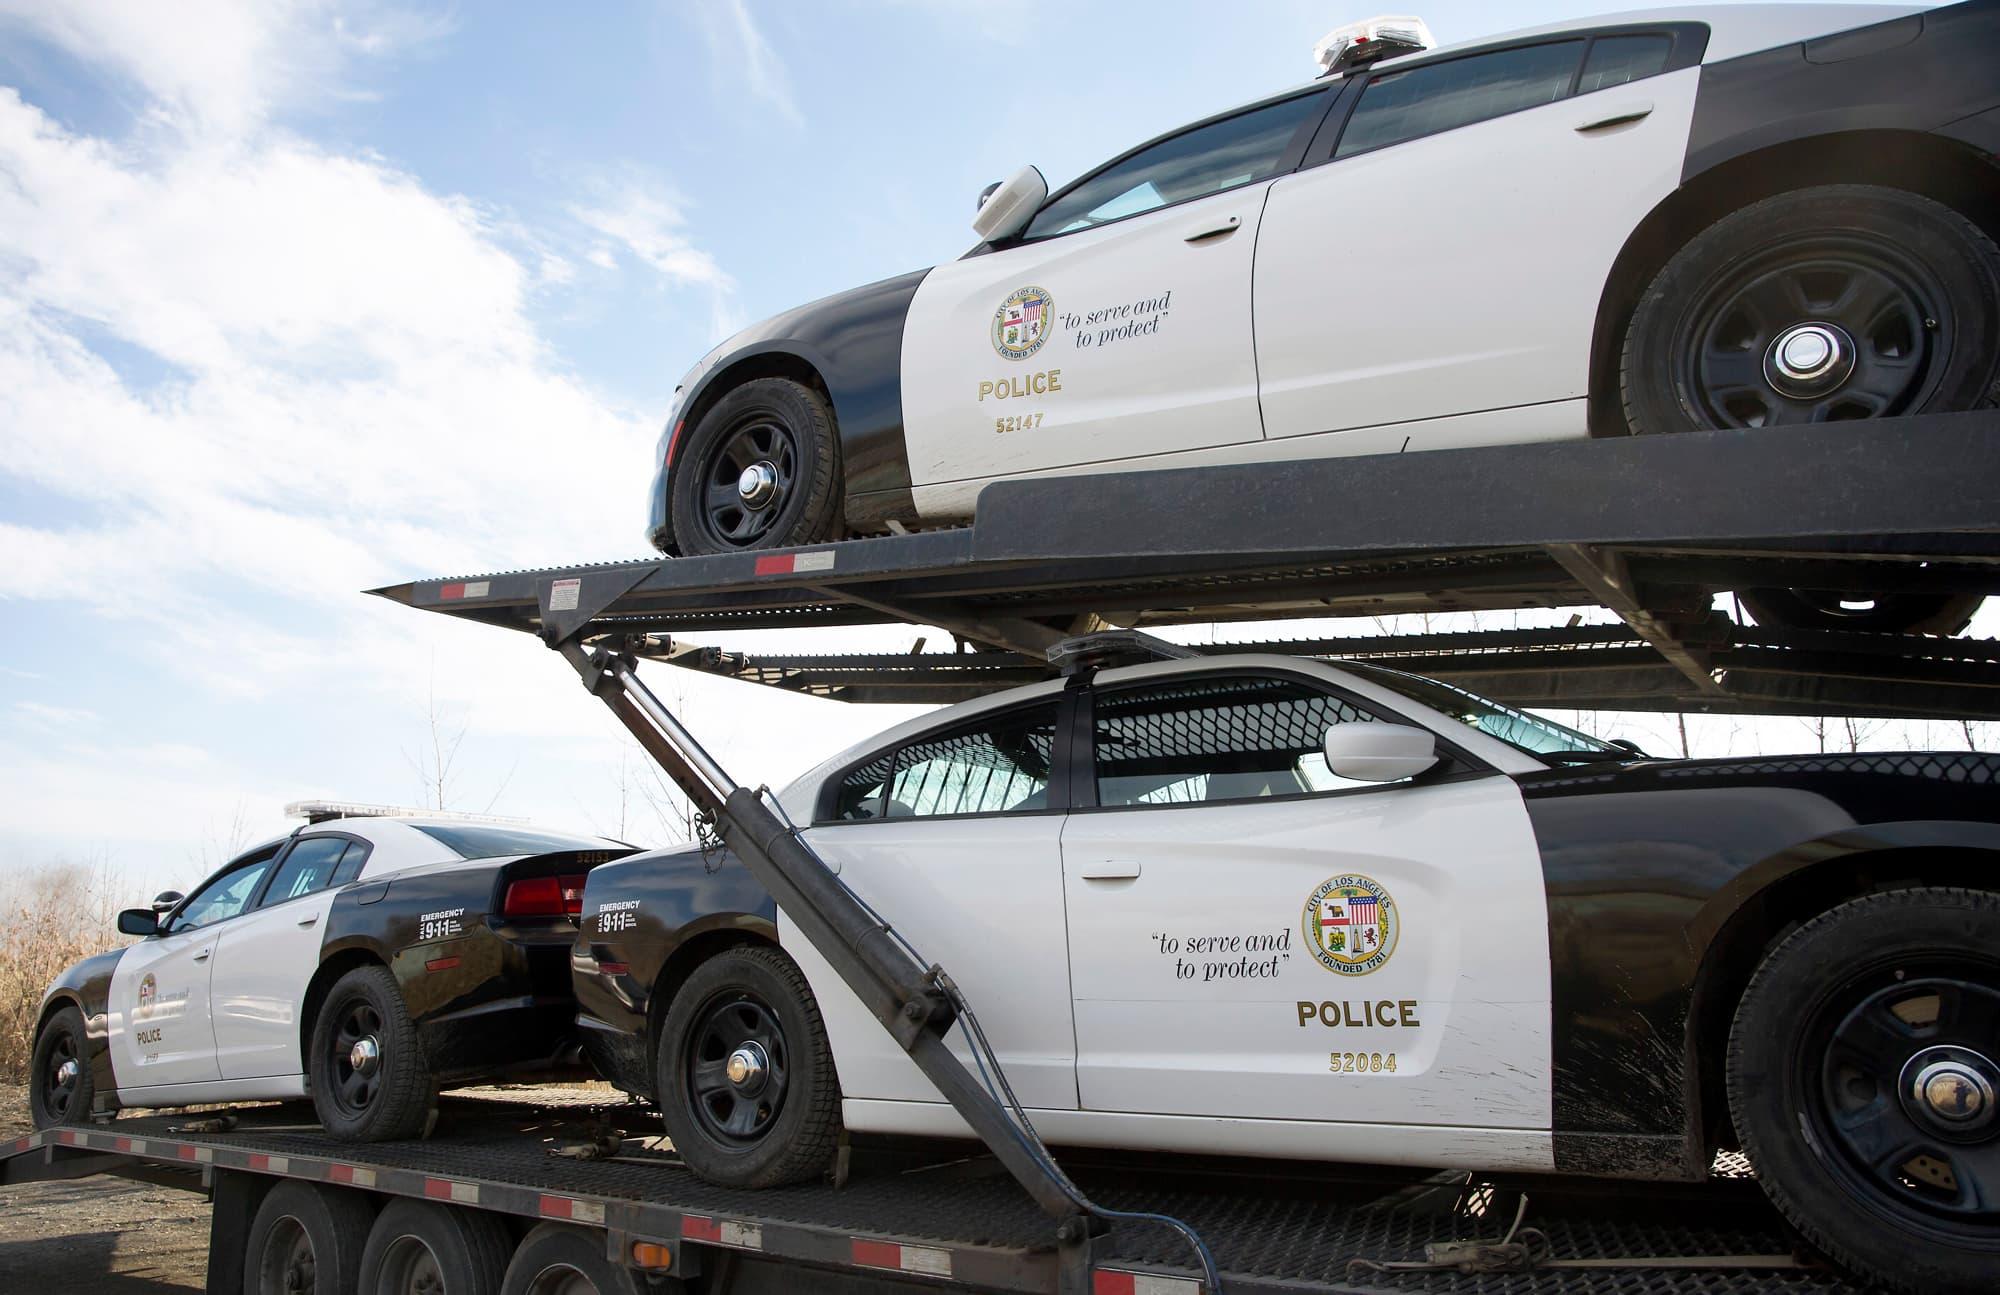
xmin=12 ymin=700 xmax=97 ymax=729
xmin=693 ymin=0 xmax=801 ymax=126
xmin=568 ymin=167 xmax=742 ymax=338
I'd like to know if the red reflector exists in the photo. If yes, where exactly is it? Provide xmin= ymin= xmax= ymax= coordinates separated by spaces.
xmin=425 ymin=956 xmax=461 ymax=974
xmin=664 ymin=418 xmax=686 ymax=467
xmin=753 ymin=553 xmax=795 ymax=576
xmin=596 ymin=961 xmax=630 ymax=977
xmin=439 ymin=582 xmax=466 ymax=601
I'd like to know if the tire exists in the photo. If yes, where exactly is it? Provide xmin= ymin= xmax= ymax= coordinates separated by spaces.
xmin=1726 ymin=886 xmax=2000 ymax=1294
xmin=1622 ymin=184 xmax=2000 ymax=636
xmin=30 ymin=1004 xmax=99 ymax=1129
xmin=358 ymin=1199 xmax=511 ymax=1295
xmin=500 ymin=1222 xmax=662 ymax=1295
xmin=309 ymin=965 xmax=435 ymax=1142
xmin=244 ymin=1181 xmax=375 ymax=1295
xmin=667 ymin=377 xmax=842 ymax=555
xmin=655 ymin=945 xmax=840 ymax=1188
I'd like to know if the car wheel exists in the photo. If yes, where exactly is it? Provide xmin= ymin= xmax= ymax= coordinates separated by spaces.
xmin=500 ymin=1222 xmax=664 ymax=1295
xmin=30 ymin=1004 xmax=98 ymax=1129
xmin=1621 ymin=184 xmax=1999 ymax=636
xmin=1727 ymin=886 xmax=2000 ymax=1295
xmin=244 ymin=1181 xmax=375 ymax=1295
xmin=310 ymin=964 xmax=435 ymax=1142
xmin=358 ymin=1199 xmax=510 ymax=1295
xmin=656 ymin=945 xmax=840 ymax=1188
xmin=668 ymin=377 xmax=842 ymax=556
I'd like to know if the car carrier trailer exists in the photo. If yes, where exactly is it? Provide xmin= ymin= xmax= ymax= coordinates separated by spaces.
xmin=8 ymin=413 xmax=1998 ymax=1294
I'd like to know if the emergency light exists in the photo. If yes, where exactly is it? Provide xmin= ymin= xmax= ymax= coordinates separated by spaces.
xmin=1315 ymin=16 xmax=1435 ymax=75
xmin=285 ymin=799 xmax=530 ymax=825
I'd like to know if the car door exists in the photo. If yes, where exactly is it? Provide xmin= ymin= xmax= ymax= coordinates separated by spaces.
xmin=789 ymin=698 xmax=1080 ymax=1119
xmin=899 ymin=88 xmax=1332 ymax=517
xmin=1254 ymin=30 xmax=1702 ymax=445
xmin=1058 ymin=667 xmax=1553 ymax=1159
xmin=108 ymin=849 xmax=280 ymax=1093
xmin=212 ymin=834 xmax=365 ymax=1080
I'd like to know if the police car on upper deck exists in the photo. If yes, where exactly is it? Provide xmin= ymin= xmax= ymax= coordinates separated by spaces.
xmin=31 ymin=803 xmax=630 ymax=1142
xmin=572 ymin=636 xmax=2000 ymax=1295
xmin=647 ymin=2 xmax=2000 ymax=635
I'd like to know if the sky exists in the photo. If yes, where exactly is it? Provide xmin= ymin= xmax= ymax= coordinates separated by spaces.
xmin=0 ymin=0 xmax=1980 ymax=900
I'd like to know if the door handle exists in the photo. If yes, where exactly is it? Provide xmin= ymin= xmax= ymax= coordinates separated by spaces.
xmin=1575 ymin=101 xmax=1653 ymax=132
xmin=192 ymin=947 xmax=212 ymax=962
xmin=297 ymin=914 xmax=319 ymax=928
xmin=1079 ymin=861 xmax=1142 ymax=881
xmin=1184 ymin=216 xmax=1241 ymax=243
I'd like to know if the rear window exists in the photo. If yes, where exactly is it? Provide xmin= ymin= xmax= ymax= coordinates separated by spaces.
xmin=410 ymin=823 xmax=608 ymax=860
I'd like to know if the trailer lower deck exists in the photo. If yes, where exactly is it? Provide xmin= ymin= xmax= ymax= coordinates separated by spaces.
xmin=4 ymin=1093 xmax=1872 ymax=1294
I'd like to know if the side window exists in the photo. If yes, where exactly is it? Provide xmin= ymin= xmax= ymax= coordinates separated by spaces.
xmin=1024 ymin=91 xmax=1327 ymax=240
xmin=329 ymin=843 xmax=371 ymax=888
xmin=835 ymin=704 xmax=1058 ymax=820
xmin=170 ymin=856 xmax=278 ymax=932
xmin=260 ymin=837 xmax=350 ymax=908
xmin=1093 ymin=675 xmax=1386 ymax=808
xmin=1335 ymin=40 xmax=1583 ymax=159
xmin=1575 ymin=34 xmax=1672 ymax=95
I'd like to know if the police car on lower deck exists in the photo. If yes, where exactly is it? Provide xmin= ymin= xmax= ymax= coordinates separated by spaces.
xmin=648 ymin=1 xmax=2000 ymax=636
xmin=572 ymin=639 xmax=2000 ymax=1295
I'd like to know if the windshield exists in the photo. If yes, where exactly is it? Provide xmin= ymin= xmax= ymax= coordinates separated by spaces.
xmin=410 ymin=823 xmax=609 ymax=860
xmin=1342 ymin=663 xmax=1631 ymax=761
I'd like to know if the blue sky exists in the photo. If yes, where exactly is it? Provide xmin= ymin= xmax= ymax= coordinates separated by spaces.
xmin=0 ymin=1 xmax=1958 ymax=898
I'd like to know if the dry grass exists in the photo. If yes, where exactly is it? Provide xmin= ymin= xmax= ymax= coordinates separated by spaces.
xmin=0 ymin=861 xmax=126 ymax=1082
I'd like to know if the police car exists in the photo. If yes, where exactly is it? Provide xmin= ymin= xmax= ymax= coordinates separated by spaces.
xmin=648 ymin=2 xmax=2000 ymax=635
xmin=31 ymin=804 xmax=630 ymax=1141
xmin=573 ymin=645 xmax=2000 ymax=1295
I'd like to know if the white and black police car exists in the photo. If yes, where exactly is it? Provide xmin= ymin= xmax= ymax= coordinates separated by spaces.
xmin=573 ymin=644 xmax=2000 ymax=1294
xmin=32 ymin=804 xmax=630 ymax=1141
xmin=648 ymin=2 xmax=2000 ymax=635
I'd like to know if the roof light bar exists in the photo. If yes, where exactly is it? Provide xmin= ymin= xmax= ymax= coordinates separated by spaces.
xmin=1315 ymin=15 xmax=1435 ymax=76
xmin=1046 ymin=630 xmax=1201 ymax=677
xmin=284 ymin=799 xmax=531 ymax=825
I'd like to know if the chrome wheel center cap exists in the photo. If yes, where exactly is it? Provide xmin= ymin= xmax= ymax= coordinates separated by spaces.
xmin=54 ymin=1059 xmax=79 ymax=1086
xmin=349 ymin=1037 xmax=381 ymax=1076
xmin=1765 ymin=322 xmax=1855 ymax=397
xmin=1911 ymin=1055 xmax=1996 ymax=1130
xmin=725 ymin=1042 xmax=768 ymax=1090
xmin=737 ymin=462 xmax=779 ymax=509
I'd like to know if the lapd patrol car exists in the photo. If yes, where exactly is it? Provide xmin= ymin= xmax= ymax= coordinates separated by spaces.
xmin=573 ymin=649 xmax=2000 ymax=1295
xmin=648 ymin=2 xmax=2000 ymax=635
xmin=31 ymin=804 xmax=630 ymax=1141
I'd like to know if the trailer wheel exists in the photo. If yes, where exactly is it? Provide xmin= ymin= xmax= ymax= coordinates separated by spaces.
xmin=1621 ymin=184 xmax=1999 ymax=635
xmin=668 ymin=377 xmax=843 ymax=555
xmin=500 ymin=1223 xmax=661 ymax=1295
xmin=358 ymin=1199 xmax=511 ymax=1295
xmin=657 ymin=945 xmax=841 ymax=1188
xmin=310 ymin=964 xmax=436 ymax=1142
xmin=30 ymin=1004 xmax=97 ymax=1129
xmin=244 ymin=1181 xmax=375 ymax=1295
xmin=1727 ymin=886 xmax=2000 ymax=1295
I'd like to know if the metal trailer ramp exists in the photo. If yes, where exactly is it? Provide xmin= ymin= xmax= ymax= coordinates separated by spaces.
xmin=1 ymin=1099 xmax=1870 ymax=1295
xmin=371 ymin=412 xmax=2000 ymax=721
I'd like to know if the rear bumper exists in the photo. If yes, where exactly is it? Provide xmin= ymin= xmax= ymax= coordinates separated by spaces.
xmin=419 ymin=995 xmax=586 ymax=1085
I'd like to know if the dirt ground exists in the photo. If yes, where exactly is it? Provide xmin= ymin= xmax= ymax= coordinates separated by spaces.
xmin=0 ymin=1082 xmax=626 ymax=1294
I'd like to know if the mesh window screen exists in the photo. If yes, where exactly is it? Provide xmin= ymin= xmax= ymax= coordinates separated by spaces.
xmin=836 ymin=705 xmax=1057 ymax=820
xmin=1095 ymin=676 xmax=1369 ymax=807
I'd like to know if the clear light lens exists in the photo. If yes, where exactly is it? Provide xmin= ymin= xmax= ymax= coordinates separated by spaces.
xmin=1315 ymin=15 xmax=1435 ymax=74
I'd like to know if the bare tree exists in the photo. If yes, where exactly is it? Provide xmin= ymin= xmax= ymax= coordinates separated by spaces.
xmin=1838 ymin=715 xmax=1884 ymax=752
xmin=405 ymin=672 xmax=468 ymax=810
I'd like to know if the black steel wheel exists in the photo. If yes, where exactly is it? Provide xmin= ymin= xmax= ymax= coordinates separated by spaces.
xmin=30 ymin=1004 xmax=97 ymax=1128
xmin=1729 ymin=887 xmax=2000 ymax=1294
xmin=656 ymin=945 xmax=840 ymax=1188
xmin=667 ymin=377 xmax=842 ymax=555
xmin=1623 ymin=184 xmax=1999 ymax=635
xmin=358 ymin=1199 xmax=510 ymax=1295
xmin=243 ymin=1181 xmax=375 ymax=1295
xmin=309 ymin=964 xmax=434 ymax=1141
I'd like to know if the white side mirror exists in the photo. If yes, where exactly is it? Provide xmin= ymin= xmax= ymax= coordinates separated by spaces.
xmin=972 ymin=165 xmax=1048 ymax=243
xmin=1323 ymin=722 xmax=1438 ymax=782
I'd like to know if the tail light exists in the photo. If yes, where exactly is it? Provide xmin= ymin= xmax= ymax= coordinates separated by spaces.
xmin=502 ymin=874 xmax=587 ymax=920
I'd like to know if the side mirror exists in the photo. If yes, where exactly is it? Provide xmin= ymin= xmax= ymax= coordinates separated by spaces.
xmin=151 ymin=890 xmax=184 ymax=913
xmin=118 ymin=908 xmax=160 ymax=937
xmin=971 ymin=165 xmax=1048 ymax=243
xmin=1323 ymin=722 xmax=1439 ymax=782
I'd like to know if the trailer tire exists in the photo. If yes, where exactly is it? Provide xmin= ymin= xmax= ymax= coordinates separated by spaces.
xmin=244 ymin=1181 xmax=375 ymax=1295
xmin=657 ymin=945 xmax=841 ymax=1188
xmin=1727 ymin=886 xmax=2000 ymax=1295
xmin=30 ymin=1004 xmax=98 ymax=1129
xmin=358 ymin=1199 xmax=511 ymax=1295
xmin=501 ymin=1222 xmax=663 ymax=1295
xmin=310 ymin=964 xmax=435 ymax=1142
